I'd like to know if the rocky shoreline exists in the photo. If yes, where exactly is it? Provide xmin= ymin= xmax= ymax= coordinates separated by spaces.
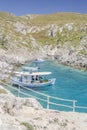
xmin=1 ymin=45 xmax=87 ymax=83
xmin=0 ymin=46 xmax=87 ymax=81
xmin=0 ymin=85 xmax=87 ymax=130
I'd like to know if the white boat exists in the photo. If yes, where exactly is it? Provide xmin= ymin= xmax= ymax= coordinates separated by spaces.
xmin=11 ymin=71 xmax=56 ymax=88
xmin=32 ymin=59 xmax=45 ymax=63
xmin=22 ymin=66 xmax=38 ymax=72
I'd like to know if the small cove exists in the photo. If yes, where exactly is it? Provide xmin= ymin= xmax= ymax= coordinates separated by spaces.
xmin=12 ymin=59 xmax=87 ymax=112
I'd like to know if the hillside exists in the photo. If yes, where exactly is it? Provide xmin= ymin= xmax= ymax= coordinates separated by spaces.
xmin=0 ymin=12 xmax=87 ymax=79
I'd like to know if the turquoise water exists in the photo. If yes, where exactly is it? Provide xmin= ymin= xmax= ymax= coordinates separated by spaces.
xmin=12 ymin=59 xmax=87 ymax=112
xmin=27 ymin=60 xmax=87 ymax=112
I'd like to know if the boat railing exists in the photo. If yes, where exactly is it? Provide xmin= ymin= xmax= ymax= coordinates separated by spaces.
xmin=0 ymin=81 xmax=87 ymax=113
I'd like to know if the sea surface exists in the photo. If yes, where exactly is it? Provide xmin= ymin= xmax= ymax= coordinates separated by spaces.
xmin=11 ymin=59 xmax=87 ymax=112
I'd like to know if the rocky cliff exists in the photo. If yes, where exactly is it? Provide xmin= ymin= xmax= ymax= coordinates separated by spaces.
xmin=0 ymin=85 xmax=87 ymax=130
xmin=0 ymin=12 xmax=87 ymax=79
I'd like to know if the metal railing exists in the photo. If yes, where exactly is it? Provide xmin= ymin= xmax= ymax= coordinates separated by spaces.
xmin=0 ymin=81 xmax=87 ymax=113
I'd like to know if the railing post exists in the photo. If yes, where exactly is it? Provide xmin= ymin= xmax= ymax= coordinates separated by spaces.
xmin=18 ymin=85 xmax=20 ymax=97
xmin=73 ymin=100 xmax=76 ymax=112
xmin=47 ymin=96 xmax=50 ymax=109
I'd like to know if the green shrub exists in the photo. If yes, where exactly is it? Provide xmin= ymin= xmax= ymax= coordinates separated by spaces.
xmin=0 ymin=89 xmax=7 ymax=94
xmin=21 ymin=122 xmax=34 ymax=130
xmin=78 ymin=50 xmax=87 ymax=55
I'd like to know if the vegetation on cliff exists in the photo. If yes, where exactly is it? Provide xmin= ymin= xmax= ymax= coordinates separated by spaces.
xmin=0 ymin=12 xmax=87 ymax=70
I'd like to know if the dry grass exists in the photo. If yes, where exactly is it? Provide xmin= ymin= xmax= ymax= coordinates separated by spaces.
xmin=30 ymin=12 xmax=87 ymax=26
xmin=0 ymin=12 xmax=87 ymax=50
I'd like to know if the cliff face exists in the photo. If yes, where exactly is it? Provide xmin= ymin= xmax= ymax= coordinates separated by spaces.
xmin=0 ymin=12 xmax=87 ymax=79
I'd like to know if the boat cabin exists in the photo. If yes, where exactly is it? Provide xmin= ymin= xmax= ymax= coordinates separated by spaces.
xmin=14 ymin=71 xmax=51 ymax=83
